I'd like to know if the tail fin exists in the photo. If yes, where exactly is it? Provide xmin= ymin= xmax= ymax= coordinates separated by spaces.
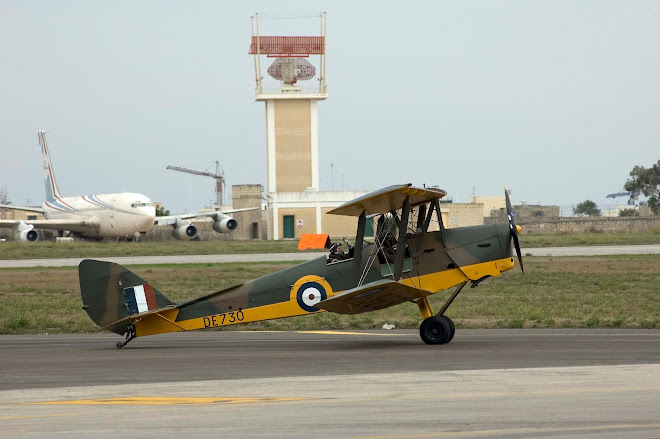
xmin=79 ymin=259 xmax=176 ymax=335
xmin=38 ymin=131 xmax=62 ymax=203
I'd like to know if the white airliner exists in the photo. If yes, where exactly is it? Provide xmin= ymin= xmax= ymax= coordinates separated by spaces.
xmin=0 ymin=132 xmax=248 ymax=242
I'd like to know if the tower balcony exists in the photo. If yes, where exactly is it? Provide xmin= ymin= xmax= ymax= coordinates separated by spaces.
xmin=255 ymin=84 xmax=327 ymax=101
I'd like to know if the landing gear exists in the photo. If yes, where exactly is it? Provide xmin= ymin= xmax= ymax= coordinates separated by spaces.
xmin=116 ymin=324 xmax=136 ymax=349
xmin=441 ymin=315 xmax=456 ymax=343
xmin=420 ymin=315 xmax=452 ymax=345
xmin=416 ymin=282 xmax=466 ymax=345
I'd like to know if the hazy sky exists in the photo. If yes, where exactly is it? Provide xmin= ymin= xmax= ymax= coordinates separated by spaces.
xmin=1 ymin=1 xmax=658 ymax=214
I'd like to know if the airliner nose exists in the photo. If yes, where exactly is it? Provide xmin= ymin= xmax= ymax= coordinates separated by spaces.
xmin=139 ymin=207 xmax=156 ymax=231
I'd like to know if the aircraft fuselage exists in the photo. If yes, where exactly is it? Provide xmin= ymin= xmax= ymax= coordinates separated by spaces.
xmin=44 ymin=192 xmax=155 ymax=238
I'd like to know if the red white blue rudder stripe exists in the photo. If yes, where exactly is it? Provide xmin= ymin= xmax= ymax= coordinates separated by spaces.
xmin=124 ymin=284 xmax=158 ymax=315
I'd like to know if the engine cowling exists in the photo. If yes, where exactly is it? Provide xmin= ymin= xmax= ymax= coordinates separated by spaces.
xmin=15 ymin=229 xmax=38 ymax=242
xmin=212 ymin=216 xmax=238 ymax=233
xmin=172 ymin=223 xmax=197 ymax=240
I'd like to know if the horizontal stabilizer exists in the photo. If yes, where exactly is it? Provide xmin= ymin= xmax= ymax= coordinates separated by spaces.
xmin=315 ymin=279 xmax=432 ymax=315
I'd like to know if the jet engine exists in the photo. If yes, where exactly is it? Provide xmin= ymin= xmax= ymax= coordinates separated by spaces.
xmin=212 ymin=212 xmax=238 ymax=233
xmin=171 ymin=218 xmax=198 ymax=240
xmin=14 ymin=222 xmax=38 ymax=242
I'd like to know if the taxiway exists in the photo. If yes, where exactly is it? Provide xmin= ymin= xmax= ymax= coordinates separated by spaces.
xmin=1 ymin=244 xmax=659 ymax=268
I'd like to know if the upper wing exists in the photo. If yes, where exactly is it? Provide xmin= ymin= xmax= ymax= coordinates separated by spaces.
xmin=315 ymin=279 xmax=433 ymax=315
xmin=327 ymin=184 xmax=447 ymax=217
xmin=156 ymin=207 xmax=258 ymax=226
xmin=0 ymin=218 xmax=100 ymax=231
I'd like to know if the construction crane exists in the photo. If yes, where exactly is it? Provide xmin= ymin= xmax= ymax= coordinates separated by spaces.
xmin=606 ymin=189 xmax=640 ymax=206
xmin=167 ymin=162 xmax=225 ymax=207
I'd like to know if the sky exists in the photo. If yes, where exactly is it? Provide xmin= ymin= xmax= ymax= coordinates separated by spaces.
xmin=1 ymin=1 xmax=659 ymax=215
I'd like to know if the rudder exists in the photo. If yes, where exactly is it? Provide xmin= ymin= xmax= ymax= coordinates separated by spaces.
xmin=79 ymin=259 xmax=175 ymax=335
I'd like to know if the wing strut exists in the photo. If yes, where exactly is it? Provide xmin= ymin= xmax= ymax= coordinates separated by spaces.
xmin=436 ymin=198 xmax=447 ymax=246
xmin=375 ymin=214 xmax=385 ymax=239
xmin=422 ymin=199 xmax=436 ymax=232
xmin=393 ymin=196 xmax=410 ymax=280
xmin=352 ymin=210 xmax=366 ymax=287
xmin=422 ymin=198 xmax=446 ymax=245
xmin=416 ymin=204 xmax=427 ymax=233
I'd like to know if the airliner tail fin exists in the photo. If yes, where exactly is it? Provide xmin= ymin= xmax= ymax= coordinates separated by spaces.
xmin=38 ymin=131 xmax=62 ymax=202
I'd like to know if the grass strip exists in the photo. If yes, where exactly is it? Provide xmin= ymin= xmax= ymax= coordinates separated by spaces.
xmin=1 ymin=255 xmax=658 ymax=334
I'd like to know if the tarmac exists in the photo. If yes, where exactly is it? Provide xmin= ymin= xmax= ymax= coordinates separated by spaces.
xmin=2 ymin=330 xmax=660 ymax=438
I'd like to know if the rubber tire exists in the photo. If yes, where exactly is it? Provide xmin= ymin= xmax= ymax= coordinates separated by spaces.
xmin=419 ymin=315 xmax=451 ymax=345
xmin=441 ymin=315 xmax=456 ymax=343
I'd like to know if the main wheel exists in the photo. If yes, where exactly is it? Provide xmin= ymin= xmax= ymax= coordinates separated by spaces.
xmin=419 ymin=315 xmax=451 ymax=345
xmin=441 ymin=315 xmax=456 ymax=343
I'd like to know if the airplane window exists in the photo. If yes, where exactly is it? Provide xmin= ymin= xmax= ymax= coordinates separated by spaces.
xmin=131 ymin=201 xmax=153 ymax=208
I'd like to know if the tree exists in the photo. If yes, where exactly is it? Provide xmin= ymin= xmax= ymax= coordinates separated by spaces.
xmin=155 ymin=205 xmax=170 ymax=217
xmin=0 ymin=186 xmax=8 ymax=220
xmin=574 ymin=200 xmax=601 ymax=217
xmin=0 ymin=186 xmax=9 ymax=205
xmin=625 ymin=160 xmax=660 ymax=215
xmin=618 ymin=208 xmax=637 ymax=217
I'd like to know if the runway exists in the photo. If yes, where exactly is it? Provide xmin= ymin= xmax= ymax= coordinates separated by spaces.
xmin=1 ymin=244 xmax=659 ymax=268
xmin=2 ymin=330 xmax=660 ymax=438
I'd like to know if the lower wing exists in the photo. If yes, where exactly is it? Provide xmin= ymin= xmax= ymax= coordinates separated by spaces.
xmin=315 ymin=279 xmax=432 ymax=315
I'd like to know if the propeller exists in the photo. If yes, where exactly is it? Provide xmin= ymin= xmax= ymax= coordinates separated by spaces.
xmin=505 ymin=187 xmax=524 ymax=274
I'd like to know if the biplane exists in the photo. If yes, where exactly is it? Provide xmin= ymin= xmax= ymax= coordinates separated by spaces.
xmin=79 ymin=184 xmax=524 ymax=348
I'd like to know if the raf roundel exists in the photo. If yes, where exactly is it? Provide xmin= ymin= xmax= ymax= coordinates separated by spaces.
xmin=296 ymin=281 xmax=328 ymax=312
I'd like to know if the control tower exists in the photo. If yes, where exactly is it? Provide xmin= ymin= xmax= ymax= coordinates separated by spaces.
xmin=249 ymin=13 xmax=327 ymax=194
xmin=249 ymin=13 xmax=368 ymax=240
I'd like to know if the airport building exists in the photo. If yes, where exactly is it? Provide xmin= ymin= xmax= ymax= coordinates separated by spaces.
xmin=468 ymin=196 xmax=506 ymax=218
xmin=0 ymin=207 xmax=44 ymax=222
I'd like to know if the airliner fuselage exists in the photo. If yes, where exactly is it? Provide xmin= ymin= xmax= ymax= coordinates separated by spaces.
xmin=43 ymin=192 xmax=156 ymax=238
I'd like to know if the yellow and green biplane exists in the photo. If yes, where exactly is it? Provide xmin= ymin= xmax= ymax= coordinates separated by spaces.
xmin=79 ymin=184 xmax=524 ymax=348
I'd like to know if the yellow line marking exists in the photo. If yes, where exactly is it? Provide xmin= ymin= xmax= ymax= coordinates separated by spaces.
xmin=333 ymin=423 xmax=660 ymax=439
xmin=19 ymin=385 xmax=659 ymax=409
xmin=298 ymin=330 xmax=407 ymax=336
xmin=25 ymin=396 xmax=310 ymax=406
